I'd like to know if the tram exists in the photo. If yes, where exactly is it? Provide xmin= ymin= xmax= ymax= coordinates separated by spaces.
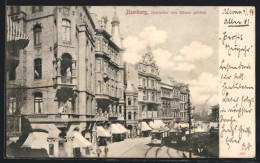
xmin=151 ymin=129 xmax=169 ymax=145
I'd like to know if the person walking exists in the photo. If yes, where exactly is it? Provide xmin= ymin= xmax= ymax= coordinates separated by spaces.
xmin=96 ymin=146 xmax=101 ymax=158
xmin=104 ymin=145 xmax=109 ymax=158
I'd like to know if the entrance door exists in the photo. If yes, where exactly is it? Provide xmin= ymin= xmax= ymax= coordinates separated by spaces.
xmin=73 ymin=147 xmax=81 ymax=158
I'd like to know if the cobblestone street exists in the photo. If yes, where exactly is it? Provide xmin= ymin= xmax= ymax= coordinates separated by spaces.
xmin=88 ymin=137 xmax=200 ymax=158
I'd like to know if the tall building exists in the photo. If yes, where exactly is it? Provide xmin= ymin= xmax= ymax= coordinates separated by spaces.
xmin=6 ymin=10 xmax=30 ymax=145
xmin=91 ymin=8 xmax=126 ymax=143
xmin=6 ymin=6 xmax=98 ymax=157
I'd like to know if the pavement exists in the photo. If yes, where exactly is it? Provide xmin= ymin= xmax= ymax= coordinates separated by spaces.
xmin=85 ymin=136 xmax=201 ymax=158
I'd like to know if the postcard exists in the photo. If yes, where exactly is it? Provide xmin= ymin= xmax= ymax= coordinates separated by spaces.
xmin=5 ymin=6 xmax=255 ymax=159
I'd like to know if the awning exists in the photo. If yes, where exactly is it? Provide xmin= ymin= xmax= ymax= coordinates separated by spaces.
xmin=110 ymin=123 xmax=127 ymax=134
xmin=179 ymin=122 xmax=189 ymax=128
xmin=97 ymin=126 xmax=111 ymax=137
xmin=141 ymin=122 xmax=152 ymax=131
xmin=170 ymin=123 xmax=181 ymax=132
xmin=148 ymin=121 xmax=158 ymax=129
xmin=154 ymin=120 xmax=165 ymax=128
xmin=22 ymin=132 xmax=49 ymax=149
xmin=116 ymin=123 xmax=128 ymax=133
xmin=31 ymin=124 xmax=61 ymax=137
xmin=73 ymin=132 xmax=93 ymax=148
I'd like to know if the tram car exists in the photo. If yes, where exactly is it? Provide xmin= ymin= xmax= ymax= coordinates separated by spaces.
xmin=151 ymin=129 xmax=169 ymax=145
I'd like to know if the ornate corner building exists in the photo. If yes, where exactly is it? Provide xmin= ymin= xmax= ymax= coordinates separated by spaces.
xmin=6 ymin=6 xmax=190 ymax=157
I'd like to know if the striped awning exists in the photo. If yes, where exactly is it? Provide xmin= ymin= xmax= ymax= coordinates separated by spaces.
xmin=6 ymin=18 xmax=29 ymax=50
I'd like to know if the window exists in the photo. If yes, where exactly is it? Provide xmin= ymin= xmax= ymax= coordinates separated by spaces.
xmin=10 ymin=6 xmax=20 ymax=15
xmin=104 ymin=62 xmax=107 ymax=73
xmin=147 ymin=79 xmax=149 ymax=88
xmin=49 ymin=144 xmax=54 ymax=155
xmin=33 ymin=24 xmax=42 ymax=45
xmin=143 ymin=78 xmax=146 ymax=87
xmin=118 ymin=88 xmax=122 ymax=98
xmin=32 ymin=6 xmax=43 ymax=13
xmin=128 ymin=97 xmax=131 ymax=106
xmin=97 ymin=81 xmax=101 ymax=93
xmin=34 ymin=59 xmax=42 ymax=79
xmin=143 ymin=91 xmax=146 ymax=100
xmin=103 ymin=41 xmax=107 ymax=51
xmin=62 ymin=19 xmax=71 ymax=42
xmin=151 ymin=80 xmax=154 ymax=88
xmin=118 ymin=72 xmax=121 ymax=82
xmin=128 ymin=112 xmax=131 ymax=120
xmin=8 ymin=97 xmax=16 ymax=114
xmin=96 ymin=59 xmax=101 ymax=72
xmin=59 ymin=141 xmax=64 ymax=150
xmin=133 ymin=98 xmax=136 ymax=106
xmin=9 ymin=65 xmax=16 ymax=80
xmin=34 ymin=92 xmax=43 ymax=113
xmin=152 ymin=92 xmax=155 ymax=101
xmin=151 ymin=68 xmax=154 ymax=74
xmin=96 ymin=39 xmax=101 ymax=51
xmin=134 ymin=112 xmax=137 ymax=120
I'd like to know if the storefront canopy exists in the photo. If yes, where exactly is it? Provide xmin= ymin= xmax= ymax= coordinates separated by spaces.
xmin=178 ymin=122 xmax=189 ymax=128
xmin=111 ymin=123 xmax=128 ymax=134
xmin=97 ymin=126 xmax=111 ymax=137
xmin=141 ymin=122 xmax=152 ymax=131
xmin=73 ymin=132 xmax=93 ymax=148
xmin=154 ymin=120 xmax=165 ymax=128
xmin=170 ymin=123 xmax=181 ymax=132
xmin=117 ymin=123 xmax=128 ymax=133
xmin=22 ymin=132 xmax=49 ymax=150
xmin=148 ymin=121 xmax=158 ymax=129
xmin=31 ymin=124 xmax=61 ymax=138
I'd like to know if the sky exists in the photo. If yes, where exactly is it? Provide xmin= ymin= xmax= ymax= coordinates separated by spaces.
xmin=90 ymin=6 xmax=219 ymax=107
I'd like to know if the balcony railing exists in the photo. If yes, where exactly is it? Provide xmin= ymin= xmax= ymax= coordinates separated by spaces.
xmin=61 ymin=75 xmax=72 ymax=83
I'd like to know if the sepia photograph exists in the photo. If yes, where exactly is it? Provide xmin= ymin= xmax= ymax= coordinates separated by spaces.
xmin=5 ymin=5 xmax=255 ymax=159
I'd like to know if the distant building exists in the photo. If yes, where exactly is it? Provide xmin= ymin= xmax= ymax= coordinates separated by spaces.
xmin=211 ymin=104 xmax=219 ymax=122
xmin=125 ymin=45 xmax=190 ymax=137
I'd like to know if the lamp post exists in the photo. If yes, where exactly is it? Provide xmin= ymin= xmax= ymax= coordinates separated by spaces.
xmin=187 ymin=91 xmax=192 ymax=158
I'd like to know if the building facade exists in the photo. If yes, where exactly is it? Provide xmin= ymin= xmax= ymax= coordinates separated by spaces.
xmin=6 ymin=6 xmax=191 ymax=157
xmin=6 ymin=6 xmax=98 ymax=157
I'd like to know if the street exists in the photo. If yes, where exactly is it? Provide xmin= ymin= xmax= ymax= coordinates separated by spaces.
xmin=89 ymin=137 xmax=200 ymax=158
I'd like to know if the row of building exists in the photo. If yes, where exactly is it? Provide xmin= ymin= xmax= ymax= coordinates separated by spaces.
xmin=6 ymin=6 xmax=191 ymax=157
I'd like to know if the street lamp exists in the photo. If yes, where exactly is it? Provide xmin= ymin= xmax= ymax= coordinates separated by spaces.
xmin=187 ymin=91 xmax=192 ymax=158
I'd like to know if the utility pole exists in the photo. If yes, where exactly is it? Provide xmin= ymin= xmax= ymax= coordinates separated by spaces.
xmin=187 ymin=91 xmax=192 ymax=158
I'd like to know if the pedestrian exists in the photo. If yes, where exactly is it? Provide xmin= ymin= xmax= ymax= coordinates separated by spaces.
xmin=96 ymin=146 xmax=101 ymax=158
xmin=104 ymin=145 xmax=109 ymax=158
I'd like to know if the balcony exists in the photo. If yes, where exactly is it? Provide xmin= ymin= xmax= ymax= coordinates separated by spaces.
xmin=61 ymin=75 xmax=72 ymax=83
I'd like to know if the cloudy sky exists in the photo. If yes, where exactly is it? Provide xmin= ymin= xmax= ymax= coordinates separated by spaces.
xmin=90 ymin=6 xmax=219 ymax=106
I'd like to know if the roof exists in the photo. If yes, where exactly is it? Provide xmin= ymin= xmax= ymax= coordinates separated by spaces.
xmin=160 ymin=75 xmax=173 ymax=86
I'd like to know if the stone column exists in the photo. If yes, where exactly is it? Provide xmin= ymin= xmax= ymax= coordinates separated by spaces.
xmin=72 ymin=60 xmax=76 ymax=76
xmin=109 ymin=104 xmax=112 ymax=116
xmin=57 ymin=58 xmax=61 ymax=84
xmin=122 ymin=105 xmax=125 ymax=117
xmin=117 ymin=105 xmax=119 ymax=116
xmin=113 ymin=105 xmax=116 ymax=115
xmin=72 ymin=60 xmax=76 ymax=85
